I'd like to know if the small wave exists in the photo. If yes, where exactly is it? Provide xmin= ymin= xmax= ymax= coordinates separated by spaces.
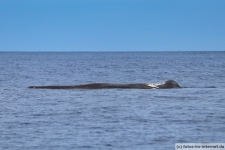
xmin=182 ymin=86 xmax=217 ymax=88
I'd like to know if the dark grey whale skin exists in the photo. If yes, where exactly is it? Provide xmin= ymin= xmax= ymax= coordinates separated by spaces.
xmin=28 ymin=80 xmax=181 ymax=89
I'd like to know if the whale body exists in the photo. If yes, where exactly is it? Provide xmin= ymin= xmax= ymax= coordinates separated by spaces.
xmin=28 ymin=80 xmax=181 ymax=89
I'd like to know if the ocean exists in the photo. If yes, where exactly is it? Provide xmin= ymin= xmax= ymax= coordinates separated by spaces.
xmin=1 ymin=52 xmax=225 ymax=150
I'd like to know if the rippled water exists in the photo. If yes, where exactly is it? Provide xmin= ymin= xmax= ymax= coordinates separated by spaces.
xmin=1 ymin=52 xmax=225 ymax=150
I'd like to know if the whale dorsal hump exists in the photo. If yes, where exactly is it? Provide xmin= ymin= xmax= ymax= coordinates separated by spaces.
xmin=158 ymin=80 xmax=181 ymax=88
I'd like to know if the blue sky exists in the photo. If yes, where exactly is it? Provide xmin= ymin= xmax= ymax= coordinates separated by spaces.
xmin=0 ymin=0 xmax=225 ymax=52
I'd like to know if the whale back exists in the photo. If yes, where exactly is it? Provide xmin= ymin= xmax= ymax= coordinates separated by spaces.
xmin=158 ymin=80 xmax=181 ymax=89
xmin=28 ymin=80 xmax=181 ymax=89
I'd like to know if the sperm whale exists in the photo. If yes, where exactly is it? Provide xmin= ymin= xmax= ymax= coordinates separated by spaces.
xmin=28 ymin=80 xmax=181 ymax=89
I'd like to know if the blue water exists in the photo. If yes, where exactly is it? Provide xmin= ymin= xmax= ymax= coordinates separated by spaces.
xmin=0 ymin=52 xmax=225 ymax=150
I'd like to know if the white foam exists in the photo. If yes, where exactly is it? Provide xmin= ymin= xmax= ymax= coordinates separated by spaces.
xmin=146 ymin=82 xmax=164 ymax=89
xmin=146 ymin=84 xmax=158 ymax=89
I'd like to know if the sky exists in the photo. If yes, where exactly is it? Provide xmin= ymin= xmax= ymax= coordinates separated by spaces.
xmin=0 ymin=0 xmax=225 ymax=52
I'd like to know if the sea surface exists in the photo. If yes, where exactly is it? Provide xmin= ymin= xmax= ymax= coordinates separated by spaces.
xmin=0 ymin=52 xmax=225 ymax=150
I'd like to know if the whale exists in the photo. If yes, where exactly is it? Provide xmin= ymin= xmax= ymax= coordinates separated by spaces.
xmin=28 ymin=80 xmax=181 ymax=89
